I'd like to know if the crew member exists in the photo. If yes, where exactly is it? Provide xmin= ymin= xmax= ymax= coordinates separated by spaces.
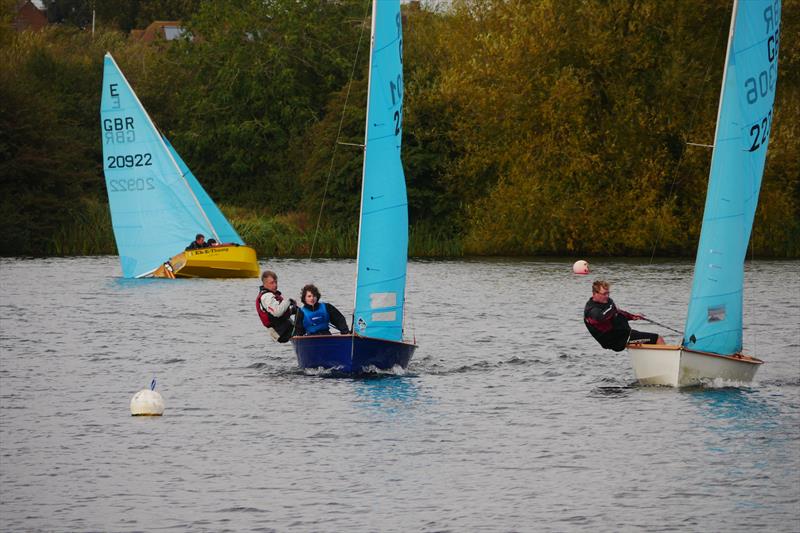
xmin=186 ymin=234 xmax=209 ymax=250
xmin=256 ymin=270 xmax=296 ymax=343
xmin=293 ymin=284 xmax=350 ymax=336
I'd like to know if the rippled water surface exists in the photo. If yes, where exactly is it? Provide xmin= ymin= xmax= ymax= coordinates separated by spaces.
xmin=1 ymin=256 xmax=798 ymax=532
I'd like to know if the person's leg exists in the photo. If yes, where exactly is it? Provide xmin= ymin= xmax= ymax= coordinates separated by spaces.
xmin=628 ymin=329 xmax=660 ymax=345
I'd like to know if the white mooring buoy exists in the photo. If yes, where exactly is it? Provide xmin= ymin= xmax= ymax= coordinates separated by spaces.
xmin=572 ymin=260 xmax=590 ymax=275
xmin=130 ymin=378 xmax=164 ymax=416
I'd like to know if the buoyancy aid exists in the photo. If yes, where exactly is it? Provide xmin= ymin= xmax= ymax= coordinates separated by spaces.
xmin=257 ymin=286 xmax=295 ymax=343
xmin=256 ymin=286 xmax=283 ymax=328
xmin=302 ymin=303 xmax=330 ymax=335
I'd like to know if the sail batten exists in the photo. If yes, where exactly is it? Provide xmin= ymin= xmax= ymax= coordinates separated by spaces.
xmin=683 ymin=0 xmax=781 ymax=354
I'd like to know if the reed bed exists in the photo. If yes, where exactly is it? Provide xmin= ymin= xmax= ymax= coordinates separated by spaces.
xmin=49 ymin=199 xmax=117 ymax=256
xmin=48 ymin=203 xmax=464 ymax=259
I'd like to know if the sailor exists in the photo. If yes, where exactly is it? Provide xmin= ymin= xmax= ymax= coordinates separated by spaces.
xmin=185 ymin=233 xmax=209 ymax=250
xmin=293 ymin=284 xmax=350 ymax=336
xmin=584 ymin=280 xmax=664 ymax=351
xmin=256 ymin=270 xmax=297 ymax=343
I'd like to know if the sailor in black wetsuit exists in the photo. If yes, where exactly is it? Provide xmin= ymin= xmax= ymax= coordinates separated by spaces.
xmin=584 ymin=280 xmax=663 ymax=351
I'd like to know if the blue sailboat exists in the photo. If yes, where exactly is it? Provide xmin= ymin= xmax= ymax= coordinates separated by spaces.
xmin=100 ymin=53 xmax=259 ymax=279
xmin=628 ymin=0 xmax=780 ymax=386
xmin=291 ymin=0 xmax=417 ymax=373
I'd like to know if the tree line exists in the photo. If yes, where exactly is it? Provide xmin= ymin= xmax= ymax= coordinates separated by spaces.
xmin=1 ymin=0 xmax=797 ymax=257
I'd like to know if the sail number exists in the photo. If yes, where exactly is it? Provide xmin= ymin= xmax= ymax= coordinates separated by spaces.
xmin=746 ymin=13 xmax=781 ymax=105
xmin=109 ymin=177 xmax=155 ymax=192
xmin=103 ymin=116 xmax=136 ymax=145
xmin=744 ymin=70 xmax=777 ymax=105
xmin=106 ymin=153 xmax=152 ymax=168
xmin=748 ymin=110 xmax=772 ymax=152
xmin=388 ymin=12 xmax=403 ymax=139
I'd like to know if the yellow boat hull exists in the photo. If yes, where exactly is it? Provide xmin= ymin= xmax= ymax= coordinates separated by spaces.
xmin=151 ymin=245 xmax=259 ymax=279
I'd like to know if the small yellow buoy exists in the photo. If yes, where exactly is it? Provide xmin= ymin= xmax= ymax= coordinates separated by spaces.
xmin=572 ymin=260 xmax=590 ymax=275
xmin=130 ymin=379 xmax=164 ymax=416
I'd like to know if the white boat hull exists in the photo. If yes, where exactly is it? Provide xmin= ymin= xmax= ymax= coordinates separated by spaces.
xmin=627 ymin=344 xmax=763 ymax=387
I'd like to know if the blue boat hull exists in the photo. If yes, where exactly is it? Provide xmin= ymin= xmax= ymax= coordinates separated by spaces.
xmin=291 ymin=334 xmax=416 ymax=373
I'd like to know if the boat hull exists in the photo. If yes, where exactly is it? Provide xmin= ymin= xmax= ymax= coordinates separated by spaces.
xmin=291 ymin=334 xmax=417 ymax=373
xmin=150 ymin=245 xmax=259 ymax=279
xmin=627 ymin=344 xmax=763 ymax=387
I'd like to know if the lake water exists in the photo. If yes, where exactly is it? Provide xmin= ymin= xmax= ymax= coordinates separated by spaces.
xmin=1 ymin=256 xmax=798 ymax=532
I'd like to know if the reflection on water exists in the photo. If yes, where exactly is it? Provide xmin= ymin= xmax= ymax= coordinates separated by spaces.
xmin=352 ymin=376 xmax=422 ymax=416
xmin=687 ymin=387 xmax=780 ymax=434
xmin=686 ymin=387 xmax=787 ymax=477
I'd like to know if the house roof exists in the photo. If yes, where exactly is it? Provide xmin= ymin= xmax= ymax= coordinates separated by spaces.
xmin=133 ymin=21 xmax=186 ymax=43
xmin=14 ymin=0 xmax=48 ymax=32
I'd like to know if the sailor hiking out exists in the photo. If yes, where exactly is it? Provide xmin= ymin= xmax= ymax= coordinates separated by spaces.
xmin=256 ymin=270 xmax=296 ymax=343
xmin=584 ymin=280 xmax=664 ymax=351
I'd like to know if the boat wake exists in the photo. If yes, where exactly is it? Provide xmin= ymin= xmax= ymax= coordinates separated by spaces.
xmin=301 ymin=364 xmax=413 ymax=379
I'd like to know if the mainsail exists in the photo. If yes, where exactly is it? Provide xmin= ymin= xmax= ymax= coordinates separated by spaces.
xmin=100 ymin=53 xmax=232 ymax=278
xmin=352 ymin=0 xmax=409 ymax=342
xmin=684 ymin=0 xmax=781 ymax=354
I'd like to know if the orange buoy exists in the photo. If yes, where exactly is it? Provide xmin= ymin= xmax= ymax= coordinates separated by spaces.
xmin=572 ymin=260 xmax=589 ymax=275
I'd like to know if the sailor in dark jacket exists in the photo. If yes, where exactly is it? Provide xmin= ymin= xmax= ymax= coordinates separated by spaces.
xmin=294 ymin=284 xmax=350 ymax=336
xmin=186 ymin=233 xmax=210 ymax=250
xmin=584 ymin=280 xmax=663 ymax=351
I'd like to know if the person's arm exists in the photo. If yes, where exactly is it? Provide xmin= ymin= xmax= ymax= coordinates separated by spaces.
xmin=294 ymin=309 xmax=306 ymax=336
xmin=262 ymin=292 xmax=292 ymax=318
xmin=618 ymin=309 xmax=644 ymax=320
xmin=326 ymin=303 xmax=350 ymax=334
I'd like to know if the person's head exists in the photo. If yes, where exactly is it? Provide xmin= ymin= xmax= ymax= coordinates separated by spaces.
xmin=195 ymin=233 xmax=205 ymax=245
xmin=301 ymin=284 xmax=321 ymax=306
xmin=261 ymin=270 xmax=278 ymax=291
xmin=592 ymin=280 xmax=610 ymax=303
xmin=208 ymin=238 xmax=218 ymax=247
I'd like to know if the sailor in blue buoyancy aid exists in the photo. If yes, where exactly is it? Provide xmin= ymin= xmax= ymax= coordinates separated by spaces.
xmin=293 ymin=283 xmax=350 ymax=336
xmin=256 ymin=270 xmax=297 ymax=343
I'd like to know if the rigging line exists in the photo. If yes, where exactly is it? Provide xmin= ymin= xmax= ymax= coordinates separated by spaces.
xmin=647 ymin=9 xmax=729 ymax=265
xmin=309 ymin=0 xmax=372 ymax=260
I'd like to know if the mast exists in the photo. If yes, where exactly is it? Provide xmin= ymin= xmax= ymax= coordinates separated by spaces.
xmin=352 ymin=0 xmax=378 ymax=311
xmin=709 ymin=0 xmax=739 ymax=163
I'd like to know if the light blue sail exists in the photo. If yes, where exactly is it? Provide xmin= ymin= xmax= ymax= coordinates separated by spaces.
xmin=684 ymin=0 xmax=781 ymax=353
xmin=161 ymin=136 xmax=243 ymax=245
xmin=353 ymin=0 xmax=409 ymax=342
xmin=100 ymin=53 xmax=231 ymax=278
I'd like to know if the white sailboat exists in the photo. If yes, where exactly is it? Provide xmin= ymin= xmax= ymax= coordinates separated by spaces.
xmin=628 ymin=0 xmax=781 ymax=386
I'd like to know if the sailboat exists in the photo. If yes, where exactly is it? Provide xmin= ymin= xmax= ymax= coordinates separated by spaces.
xmin=628 ymin=0 xmax=781 ymax=386
xmin=100 ymin=53 xmax=259 ymax=279
xmin=291 ymin=0 xmax=417 ymax=373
